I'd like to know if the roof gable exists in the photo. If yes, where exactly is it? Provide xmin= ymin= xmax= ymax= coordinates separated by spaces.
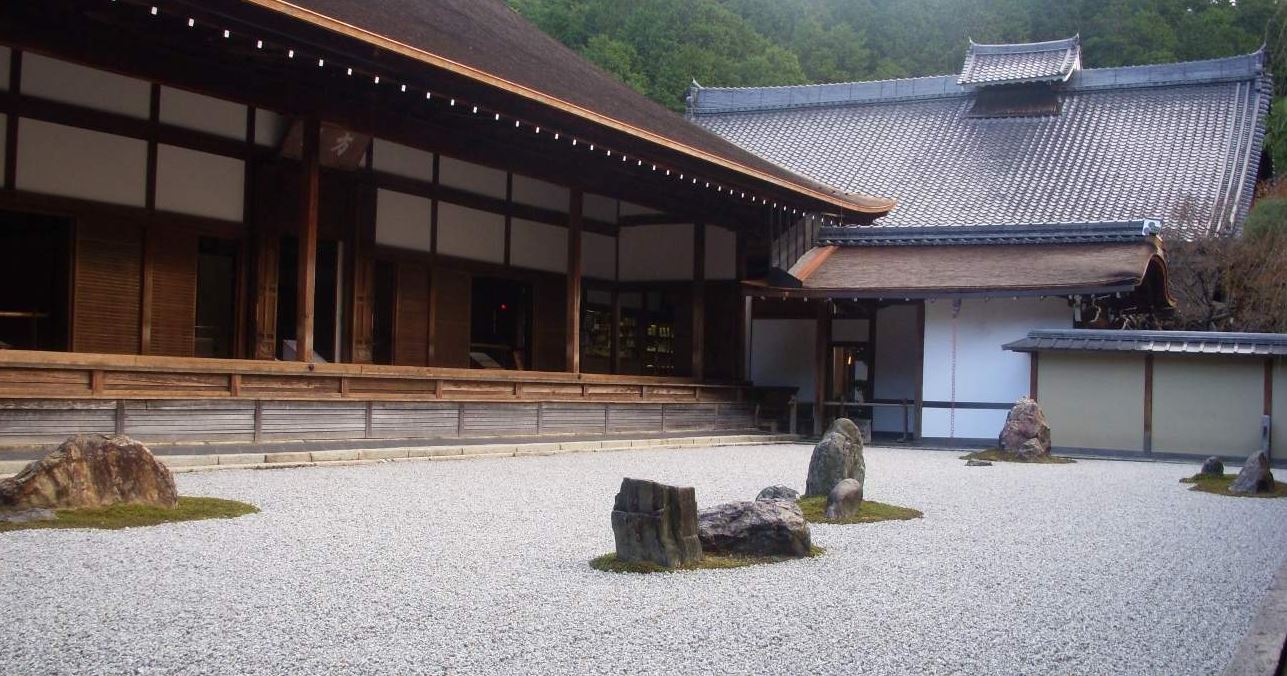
xmin=959 ymin=36 xmax=1081 ymax=87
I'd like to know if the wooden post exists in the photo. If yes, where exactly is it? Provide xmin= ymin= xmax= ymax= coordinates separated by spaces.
xmin=1266 ymin=358 xmax=1274 ymax=458
xmin=609 ymin=289 xmax=621 ymax=374
xmin=566 ymin=190 xmax=583 ymax=373
xmin=813 ymin=300 xmax=831 ymax=437
xmin=691 ymin=223 xmax=706 ymax=380
xmin=735 ymin=228 xmax=748 ymax=381
xmin=1143 ymin=354 xmax=1154 ymax=454
xmin=295 ymin=117 xmax=321 ymax=362
xmin=1029 ymin=352 xmax=1040 ymax=400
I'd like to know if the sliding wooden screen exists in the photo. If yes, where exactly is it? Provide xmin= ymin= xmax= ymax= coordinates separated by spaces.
xmin=144 ymin=227 xmax=198 ymax=357
xmin=393 ymin=262 xmax=430 ymax=366
xmin=73 ymin=220 xmax=142 ymax=355
xmin=432 ymin=268 xmax=471 ymax=368
xmin=532 ymin=276 xmax=566 ymax=372
xmin=252 ymin=232 xmax=279 ymax=360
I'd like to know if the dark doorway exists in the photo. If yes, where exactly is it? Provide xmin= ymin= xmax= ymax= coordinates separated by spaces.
xmin=470 ymin=276 xmax=531 ymax=369
xmin=0 ymin=210 xmax=70 ymax=351
xmin=371 ymin=260 xmax=397 ymax=365
xmin=195 ymin=237 xmax=238 ymax=358
xmin=277 ymin=236 xmax=342 ymax=362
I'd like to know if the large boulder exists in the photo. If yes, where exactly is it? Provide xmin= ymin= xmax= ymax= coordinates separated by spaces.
xmin=698 ymin=499 xmax=811 ymax=557
xmin=755 ymin=485 xmax=799 ymax=502
xmin=998 ymin=398 xmax=1052 ymax=458
xmin=805 ymin=418 xmax=865 ymax=497
xmin=0 ymin=435 xmax=178 ymax=510
xmin=1199 ymin=456 xmax=1224 ymax=477
xmin=610 ymin=478 xmax=703 ymax=568
xmin=1229 ymin=451 xmax=1275 ymax=494
xmin=825 ymin=478 xmax=864 ymax=520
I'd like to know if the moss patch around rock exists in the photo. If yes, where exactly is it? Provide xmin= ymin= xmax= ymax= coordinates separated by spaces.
xmin=590 ymin=546 xmax=825 ymax=574
xmin=1180 ymin=474 xmax=1287 ymax=498
xmin=0 ymin=497 xmax=259 ymax=533
xmin=796 ymin=496 xmax=923 ymax=525
xmin=961 ymin=449 xmax=1076 ymax=464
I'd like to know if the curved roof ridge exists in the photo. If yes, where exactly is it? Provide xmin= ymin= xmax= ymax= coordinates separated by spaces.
xmin=966 ymin=35 xmax=1080 ymax=53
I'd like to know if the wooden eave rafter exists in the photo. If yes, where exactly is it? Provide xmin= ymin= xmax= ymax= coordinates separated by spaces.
xmin=234 ymin=0 xmax=894 ymax=218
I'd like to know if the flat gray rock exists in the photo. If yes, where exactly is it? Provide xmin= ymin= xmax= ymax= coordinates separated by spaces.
xmin=0 ymin=508 xmax=55 ymax=524
xmin=966 ymin=459 xmax=993 ymax=467
xmin=698 ymin=499 xmax=811 ymax=557
xmin=755 ymin=485 xmax=799 ymax=502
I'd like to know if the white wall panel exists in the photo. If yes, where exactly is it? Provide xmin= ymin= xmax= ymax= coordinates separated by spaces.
xmin=510 ymin=218 xmax=567 ymax=273
xmin=437 ymin=202 xmax=505 ymax=263
xmin=374 ymin=189 xmax=432 ymax=253
xmin=512 ymin=174 xmax=569 ymax=212
xmin=438 ymin=156 xmax=506 ymax=199
xmin=17 ymin=119 xmax=146 ymax=207
xmin=921 ymin=408 xmax=1008 ymax=442
xmin=254 ymin=109 xmax=287 ymax=148
xmin=704 ymin=225 xmax=737 ymax=280
xmin=921 ymin=297 xmax=1071 ymax=439
xmin=583 ymin=232 xmax=617 ymax=280
xmin=160 ymin=87 xmax=246 ymax=140
xmin=751 ymin=319 xmax=816 ymax=402
xmin=0 ymin=47 xmax=10 ymax=91
xmin=619 ymin=223 xmax=693 ymax=281
xmin=583 ymin=193 xmax=618 ymax=222
xmin=155 ymin=145 xmax=245 ymax=222
xmin=22 ymin=54 xmax=150 ymax=118
xmin=373 ymin=138 xmax=434 ymax=182
xmin=873 ymin=304 xmax=921 ymax=433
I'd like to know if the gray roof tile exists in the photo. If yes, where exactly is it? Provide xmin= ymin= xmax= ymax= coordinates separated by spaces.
xmin=959 ymin=36 xmax=1081 ymax=86
xmin=1003 ymin=329 xmax=1287 ymax=355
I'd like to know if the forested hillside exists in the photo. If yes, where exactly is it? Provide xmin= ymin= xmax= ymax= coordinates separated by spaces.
xmin=508 ymin=0 xmax=1284 ymax=174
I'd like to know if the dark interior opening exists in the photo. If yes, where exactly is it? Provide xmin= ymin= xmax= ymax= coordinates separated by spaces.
xmin=470 ymin=276 xmax=531 ymax=369
xmin=277 ymin=236 xmax=341 ymax=362
xmin=371 ymin=260 xmax=397 ymax=365
xmin=0 ymin=210 xmax=70 ymax=351
xmin=195 ymin=237 xmax=239 ymax=358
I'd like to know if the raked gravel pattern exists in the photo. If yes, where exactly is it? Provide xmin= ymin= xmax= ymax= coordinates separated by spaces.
xmin=3 ymin=444 xmax=1287 ymax=675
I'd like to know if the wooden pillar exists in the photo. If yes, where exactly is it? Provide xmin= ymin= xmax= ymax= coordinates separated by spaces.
xmin=566 ymin=190 xmax=583 ymax=373
xmin=1028 ymin=352 xmax=1040 ymax=400
xmin=813 ymin=300 xmax=831 ymax=437
xmin=691 ymin=222 xmax=706 ymax=380
xmin=1266 ymin=358 xmax=1274 ymax=457
xmin=609 ymin=289 xmax=621 ymax=374
xmin=735 ymin=228 xmax=748 ymax=381
xmin=295 ymin=117 xmax=321 ymax=362
xmin=1143 ymin=354 xmax=1155 ymax=454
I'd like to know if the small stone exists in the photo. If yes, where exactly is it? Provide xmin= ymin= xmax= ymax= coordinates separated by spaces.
xmin=824 ymin=478 xmax=863 ymax=520
xmin=805 ymin=418 xmax=865 ymax=496
xmin=0 ymin=508 xmax=55 ymax=524
xmin=610 ymin=478 xmax=703 ymax=568
xmin=1229 ymin=451 xmax=1274 ymax=494
xmin=998 ymin=397 xmax=1052 ymax=458
xmin=966 ymin=459 xmax=993 ymax=467
xmin=0 ymin=435 xmax=178 ymax=510
xmin=756 ymin=485 xmax=799 ymax=502
xmin=698 ymin=500 xmax=811 ymax=557
xmin=1199 ymin=457 xmax=1224 ymax=476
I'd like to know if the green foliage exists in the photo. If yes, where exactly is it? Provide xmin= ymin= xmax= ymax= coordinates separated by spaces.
xmin=1180 ymin=473 xmax=1287 ymax=498
xmin=590 ymin=545 xmax=824 ymax=573
xmin=1244 ymin=196 xmax=1287 ymax=237
xmin=795 ymin=497 xmax=924 ymax=525
xmin=0 ymin=497 xmax=259 ymax=533
xmin=1267 ymin=99 xmax=1287 ymax=180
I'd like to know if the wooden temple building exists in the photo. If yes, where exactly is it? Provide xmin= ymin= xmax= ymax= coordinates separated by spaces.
xmin=0 ymin=0 xmax=892 ymax=447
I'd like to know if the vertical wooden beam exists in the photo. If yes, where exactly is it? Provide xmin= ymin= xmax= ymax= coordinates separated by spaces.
xmin=1029 ymin=352 xmax=1040 ymax=400
xmin=503 ymin=172 xmax=513 ymax=266
xmin=4 ymin=50 xmax=21 ymax=190
xmin=735 ymin=228 xmax=748 ymax=381
xmin=140 ymin=84 xmax=160 ymax=355
xmin=566 ymin=190 xmax=583 ymax=373
xmin=1266 ymin=358 xmax=1275 ymax=457
xmin=295 ymin=117 xmax=321 ymax=362
xmin=235 ymin=106 xmax=257 ymax=359
xmin=813 ymin=301 xmax=831 ymax=437
xmin=914 ymin=300 xmax=925 ymax=439
xmin=691 ymin=222 xmax=706 ymax=380
xmin=609 ymin=288 xmax=621 ymax=374
xmin=1143 ymin=354 xmax=1154 ymax=454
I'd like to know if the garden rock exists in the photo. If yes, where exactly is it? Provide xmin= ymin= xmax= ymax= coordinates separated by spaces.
xmin=0 ymin=435 xmax=178 ymax=510
xmin=805 ymin=418 xmax=865 ymax=496
xmin=825 ymin=478 xmax=863 ymax=520
xmin=698 ymin=499 xmax=811 ymax=557
xmin=756 ymin=485 xmax=799 ymax=502
xmin=1199 ymin=457 xmax=1224 ymax=476
xmin=966 ymin=459 xmax=993 ymax=467
xmin=610 ymin=477 xmax=703 ymax=568
xmin=0 ymin=508 xmax=55 ymax=524
xmin=998 ymin=398 xmax=1051 ymax=458
xmin=1229 ymin=451 xmax=1274 ymax=494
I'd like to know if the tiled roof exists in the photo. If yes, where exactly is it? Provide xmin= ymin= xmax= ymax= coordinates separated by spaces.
xmin=959 ymin=36 xmax=1081 ymax=87
xmin=688 ymin=50 xmax=1271 ymax=238
xmin=817 ymin=219 xmax=1160 ymax=246
xmin=1003 ymin=329 xmax=1287 ymax=356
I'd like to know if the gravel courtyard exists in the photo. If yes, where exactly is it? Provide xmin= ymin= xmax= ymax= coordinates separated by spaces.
xmin=3 ymin=444 xmax=1286 ymax=675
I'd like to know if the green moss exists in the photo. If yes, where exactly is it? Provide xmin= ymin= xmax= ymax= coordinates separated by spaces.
xmin=0 ymin=497 xmax=259 ymax=533
xmin=590 ymin=545 xmax=824 ymax=574
xmin=1179 ymin=474 xmax=1287 ymax=498
xmin=961 ymin=448 xmax=1076 ymax=464
xmin=796 ymin=495 xmax=923 ymax=525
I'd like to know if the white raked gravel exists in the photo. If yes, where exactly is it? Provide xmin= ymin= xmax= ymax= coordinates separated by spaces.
xmin=3 ymin=444 xmax=1286 ymax=675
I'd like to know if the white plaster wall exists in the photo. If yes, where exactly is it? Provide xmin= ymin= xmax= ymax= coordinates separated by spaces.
xmin=751 ymin=319 xmax=815 ymax=402
xmin=510 ymin=218 xmax=567 ymax=273
xmin=583 ymin=193 xmax=618 ymax=222
xmin=437 ymin=202 xmax=505 ymax=263
xmin=160 ymin=87 xmax=246 ymax=140
xmin=254 ymin=109 xmax=287 ymax=148
xmin=920 ymin=297 xmax=1072 ymax=440
xmin=873 ymin=304 xmax=921 ymax=433
xmin=705 ymin=225 xmax=736 ymax=280
xmin=375 ymin=188 xmax=432 ymax=253
xmin=512 ymin=174 xmax=568 ymax=212
xmin=17 ymin=119 xmax=147 ymax=207
xmin=155 ymin=144 xmax=245 ymax=222
xmin=619 ymin=223 xmax=693 ymax=281
xmin=0 ymin=47 xmax=10 ymax=91
xmin=438 ymin=156 xmax=506 ymax=200
xmin=583 ymin=232 xmax=617 ymax=280
xmin=373 ymin=138 xmax=434 ymax=182
xmin=22 ymin=54 xmax=150 ymax=119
